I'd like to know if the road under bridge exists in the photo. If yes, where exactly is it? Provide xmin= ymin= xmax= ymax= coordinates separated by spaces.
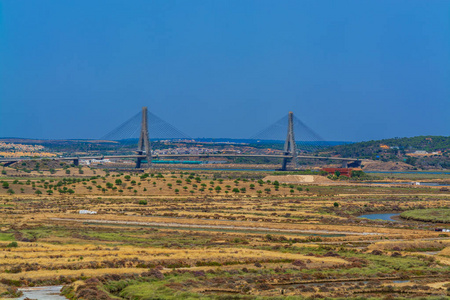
xmin=0 ymin=153 xmax=364 ymax=169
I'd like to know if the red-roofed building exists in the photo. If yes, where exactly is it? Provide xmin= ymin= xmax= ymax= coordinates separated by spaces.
xmin=321 ymin=168 xmax=358 ymax=177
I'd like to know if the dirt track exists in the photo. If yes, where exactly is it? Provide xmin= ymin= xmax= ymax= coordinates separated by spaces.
xmin=50 ymin=217 xmax=380 ymax=236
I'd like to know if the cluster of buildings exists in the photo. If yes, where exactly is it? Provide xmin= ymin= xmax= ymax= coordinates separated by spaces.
xmin=321 ymin=167 xmax=362 ymax=177
xmin=153 ymin=147 xmax=218 ymax=156
xmin=152 ymin=145 xmax=283 ymax=156
xmin=379 ymin=144 xmax=443 ymax=157
xmin=0 ymin=142 xmax=56 ymax=158
xmin=0 ymin=142 xmax=45 ymax=151
xmin=0 ymin=151 xmax=57 ymax=158
xmin=80 ymin=159 xmax=112 ymax=166
xmin=405 ymin=150 xmax=443 ymax=157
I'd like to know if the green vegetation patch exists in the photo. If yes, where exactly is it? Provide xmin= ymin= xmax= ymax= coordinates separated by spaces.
xmin=119 ymin=281 xmax=202 ymax=300
xmin=0 ymin=232 xmax=15 ymax=242
xmin=95 ymin=247 xmax=446 ymax=300
xmin=401 ymin=208 xmax=450 ymax=223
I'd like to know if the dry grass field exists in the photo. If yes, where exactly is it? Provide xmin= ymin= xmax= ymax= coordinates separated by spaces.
xmin=0 ymin=167 xmax=449 ymax=299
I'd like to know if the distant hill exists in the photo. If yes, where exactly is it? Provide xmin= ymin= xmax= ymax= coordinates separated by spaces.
xmin=317 ymin=136 xmax=450 ymax=169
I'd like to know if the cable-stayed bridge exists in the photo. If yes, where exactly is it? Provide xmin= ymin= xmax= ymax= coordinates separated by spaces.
xmin=0 ymin=107 xmax=363 ymax=170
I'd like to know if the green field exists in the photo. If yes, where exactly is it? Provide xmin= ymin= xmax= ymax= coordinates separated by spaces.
xmin=368 ymin=171 xmax=450 ymax=181
xmin=400 ymin=208 xmax=450 ymax=223
xmin=0 ymin=232 xmax=15 ymax=241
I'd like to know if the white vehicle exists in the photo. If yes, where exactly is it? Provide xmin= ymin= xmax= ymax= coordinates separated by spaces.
xmin=79 ymin=210 xmax=97 ymax=214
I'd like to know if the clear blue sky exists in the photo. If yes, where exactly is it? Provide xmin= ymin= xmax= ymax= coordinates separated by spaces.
xmin=1 ymin=0 xmax=449 ymax=141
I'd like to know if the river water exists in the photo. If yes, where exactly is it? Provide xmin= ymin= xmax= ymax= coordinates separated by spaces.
xmin=14 ymin=285 xmax=67 ymax=300
xmin=366 ymin=171 xmax=450 ymax=175
xmin=365 ymin=181 xmax=450 ymax=186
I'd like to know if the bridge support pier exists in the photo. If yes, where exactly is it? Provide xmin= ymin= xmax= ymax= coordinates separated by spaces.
xmin=280 ymin=112 xmax=297 ymax=171
xmin=136 ymin=107 xmax=152 ymax=169
xmin=136 ymin=152 xmax=143 ymax=169
xmin=341 ymin=161 xmax=348 ymax=168
xmin=73 ymin=158 xmax=79 ymax=166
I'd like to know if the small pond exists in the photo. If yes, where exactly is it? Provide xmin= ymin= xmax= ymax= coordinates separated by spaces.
xmin=393 ymin=280 xmax=410 ymax=283
xmin=423 ymin=251 xmax=439 ymax=255
xmin=14 ymin=285 xmax=67 ymax=300
xmin=358 ymin=213 xmax=400 ymax=221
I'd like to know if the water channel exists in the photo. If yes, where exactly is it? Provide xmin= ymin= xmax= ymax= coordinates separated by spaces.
xmin=366 ymin=171 xmax=450 ymax=175
xmin=365 ymin=181 xmax=450 ymax=186
xmin=13 ymin=285 xmax=67 ymax=300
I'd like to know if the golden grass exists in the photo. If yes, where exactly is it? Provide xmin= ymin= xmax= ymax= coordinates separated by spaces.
xmin=0 ymin=241 xmax=348 ymax=283
xmin=0 ymin=242 xmax=347 ymax=266
xmin=439 ymin=246 xmax=450 ymax=256
xmin=427 ymin=281 xmax=450 ymax=289
xmin=47 ymin=213 xmax=423 ymax=236
xmin=0 ymin=169 xmax=449 ymax=291
xmin=0 ymin=267 xmax=148 ymax=281
xmin=369 ymin=240 xmax=450 ymax=251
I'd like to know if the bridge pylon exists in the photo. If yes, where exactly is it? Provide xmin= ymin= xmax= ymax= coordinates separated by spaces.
xmin=280 ymin=111 xmax=297 ymax=171
xmin=136 ymin=107 xmax=152 ymax=169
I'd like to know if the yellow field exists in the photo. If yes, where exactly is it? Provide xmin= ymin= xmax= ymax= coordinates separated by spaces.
xmin=0 ymin=168 xmax=449 ymax=299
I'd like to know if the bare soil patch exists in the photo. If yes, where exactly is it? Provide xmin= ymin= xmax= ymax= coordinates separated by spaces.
xmin=263 ymin=175 xmax=334 ymax=185
xmin=362 ymin=160 xmax=414 ymax=171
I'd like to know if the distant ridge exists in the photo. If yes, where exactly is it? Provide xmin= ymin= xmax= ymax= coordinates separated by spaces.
xmin=0 ymin=137 xmax=351 ymax=146
xmin=318 ymin=135 xmax=450 ymax=159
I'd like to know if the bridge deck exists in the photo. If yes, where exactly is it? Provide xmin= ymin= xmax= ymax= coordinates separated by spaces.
xmin=0 ymin=154 xmax=362 ymax=162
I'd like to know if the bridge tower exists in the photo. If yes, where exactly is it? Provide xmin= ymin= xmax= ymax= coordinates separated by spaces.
xmin=136 ymin=107 xmax=152 ymax=168
xmin=281 ymin=111 xmax=297 ymax=171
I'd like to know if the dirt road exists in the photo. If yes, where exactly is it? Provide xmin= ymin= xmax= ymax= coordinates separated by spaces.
xmin=50 ymin=217 xmax=380 ymax=236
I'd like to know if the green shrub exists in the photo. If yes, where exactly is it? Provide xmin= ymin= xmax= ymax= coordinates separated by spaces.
xmin=7 ymin=241 xmax=18 ymax=248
